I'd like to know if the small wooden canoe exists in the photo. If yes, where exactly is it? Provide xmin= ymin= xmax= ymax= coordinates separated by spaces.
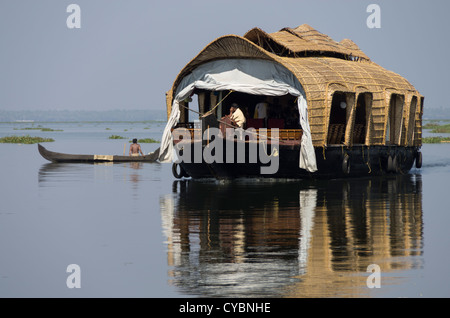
xmin=38 ymin=144 xmax=159 ymax=163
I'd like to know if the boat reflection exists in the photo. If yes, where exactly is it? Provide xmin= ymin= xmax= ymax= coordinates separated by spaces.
xmin=160 ymin=174 xmax=423 ymax=297
xmin=38 ymin=161 xmax=146 ymax=186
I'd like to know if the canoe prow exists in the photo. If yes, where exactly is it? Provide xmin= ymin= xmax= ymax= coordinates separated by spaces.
xmin=38 ymin=144 xmax=58 ymax=162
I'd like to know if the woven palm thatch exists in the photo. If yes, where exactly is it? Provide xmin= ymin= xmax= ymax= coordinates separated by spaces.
xmin=166 ymin=24 xmax=423 ymax=147
xmin=244 ymin=24 xmax=370 ymax=61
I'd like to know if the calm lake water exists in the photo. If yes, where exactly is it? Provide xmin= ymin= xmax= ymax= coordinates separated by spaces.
xmin=1 ymin=121 xmax=450 ymax=298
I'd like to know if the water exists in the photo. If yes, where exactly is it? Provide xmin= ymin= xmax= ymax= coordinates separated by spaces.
xmin=1 ymin=121 xmax=450 ymax=298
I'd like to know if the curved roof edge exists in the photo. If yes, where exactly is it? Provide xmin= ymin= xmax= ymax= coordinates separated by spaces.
xmin=169 ymin=35 xmax=277 ymax=96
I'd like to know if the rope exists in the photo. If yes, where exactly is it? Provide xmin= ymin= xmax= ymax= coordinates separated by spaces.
xmin=202 ymin=90 xmax=234 ymax=117
xmin=362 ymin=145 xmax=372 ymax=173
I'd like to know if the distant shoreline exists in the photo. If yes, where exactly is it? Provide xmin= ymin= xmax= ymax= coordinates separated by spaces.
xmin=1 ymin=107 xmax=449 ymax=122
xmin=0 ymin=109 xmax=167 ymax=122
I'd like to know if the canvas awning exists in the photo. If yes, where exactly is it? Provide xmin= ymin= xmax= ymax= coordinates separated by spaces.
xmin=159 ymin=58 xmax=318 ymax=173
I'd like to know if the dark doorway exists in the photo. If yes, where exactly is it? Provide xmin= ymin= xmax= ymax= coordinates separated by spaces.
xmin=328 ymin=92 xmax=347 ymax=144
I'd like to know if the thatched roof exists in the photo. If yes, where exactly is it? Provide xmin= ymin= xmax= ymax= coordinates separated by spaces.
xmin=167 ymin=24 xmax=423 ymax=146
xmin=244 ymin=24 xmax=370 ymax=60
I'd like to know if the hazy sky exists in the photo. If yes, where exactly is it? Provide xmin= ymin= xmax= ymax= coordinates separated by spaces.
xmin=1 ymin=0 xmax=448 ymax=111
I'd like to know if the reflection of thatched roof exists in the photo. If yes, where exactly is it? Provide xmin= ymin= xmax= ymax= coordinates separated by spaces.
xmin=167 ymin=24 xmax=423 ymax=146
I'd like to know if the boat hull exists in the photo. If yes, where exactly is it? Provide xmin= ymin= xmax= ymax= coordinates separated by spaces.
xmin=174 ymin=140 xmax=421 ymax=179
xmin=38 ymin=144 xmax=159 ymax=163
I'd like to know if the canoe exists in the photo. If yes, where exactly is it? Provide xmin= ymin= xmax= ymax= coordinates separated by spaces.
xmin=38 ymin=144 xmax=159 ymax=163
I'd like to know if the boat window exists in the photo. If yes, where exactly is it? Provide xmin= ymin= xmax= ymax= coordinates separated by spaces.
xmin=417 ymin=96 xmax=425 ymax=145
xmin=406 ymin=96 xmax=418 ymax=145
xmin=386 ymin=94 xmax=404 ymax=145
xmin=353 ymin=93 xmax=372 ymax=145
xmin=420 ymin=96 xmax=425 ymax=114
xmin=327 ymin=92 xmax=347 ymax=145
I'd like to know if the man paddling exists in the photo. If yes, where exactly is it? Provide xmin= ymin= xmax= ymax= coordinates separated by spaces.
xmin=129 ymin=138 xmax=144 ymax=156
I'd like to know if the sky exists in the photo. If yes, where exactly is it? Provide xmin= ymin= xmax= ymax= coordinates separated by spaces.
xmin=1 ymin=0 xmax=449 ymax=112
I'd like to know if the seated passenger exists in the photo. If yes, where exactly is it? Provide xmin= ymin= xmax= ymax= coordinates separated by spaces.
xmin=229 ymin=103 xmax=246 ymax=129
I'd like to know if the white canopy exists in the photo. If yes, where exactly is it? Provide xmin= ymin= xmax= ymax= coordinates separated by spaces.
xmin=159 ymin=58 xmax=317 ymax=172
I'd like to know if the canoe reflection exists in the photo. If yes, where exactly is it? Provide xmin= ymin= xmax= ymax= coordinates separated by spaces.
xmin=38 ymin=161 xmax=145 ymax=185
xmin=160 ymin=174 xmax=423 ymax=297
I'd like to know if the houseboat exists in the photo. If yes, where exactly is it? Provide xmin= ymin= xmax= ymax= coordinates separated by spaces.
xmin=159 ymin=24 xmax=423 ymax=179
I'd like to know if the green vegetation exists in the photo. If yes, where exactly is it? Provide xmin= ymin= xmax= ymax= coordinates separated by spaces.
xmin=108 ymin=135 xmax=158 ymax=143
xmin=430 ymin=124 xmax=450 ymax=134
xmin=423 ymin=122 xmax=440 ymax=130
xmin=108 ymin=135 xmax=127 ymax=139
xmin=423 ymin=121 xmax=450 ymax=133
xmin=0 ymin=135 xmax=55 ymax=144
xmin=14 ymin=127 xmax=63 ymax=132
xmin=41 ymin=128 xmax=63 ymax=132
xmin=422 ymin=121 xmax=450 ymax=143
xmin=422 ymin=136 xmax=450 ymax=144
xmin=130 ymin=138 xmax=159 ymax=143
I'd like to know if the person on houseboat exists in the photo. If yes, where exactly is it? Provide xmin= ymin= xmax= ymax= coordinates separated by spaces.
xmin=229 ymin=103 xmax=246 ymax=128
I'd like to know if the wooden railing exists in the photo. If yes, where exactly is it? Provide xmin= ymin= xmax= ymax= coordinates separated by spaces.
xmin=258 ymin=129 xmax=303 ymax=141
xmin=173 ymin=125 xmax=303 ymax=142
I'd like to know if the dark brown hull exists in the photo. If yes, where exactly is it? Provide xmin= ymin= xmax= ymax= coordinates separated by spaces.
xmin=38 ymin=144 xmax=159 ymax=163
xmin=173 ymin=140 xmax=422 ymax=180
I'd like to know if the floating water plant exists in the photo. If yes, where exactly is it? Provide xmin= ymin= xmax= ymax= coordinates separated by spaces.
xmin=423 ymin=121 xmax=450 ymax=133
xmin=40 ymin=128 xmax=63 ymax=132
xmin=422 ymin=136 xmax=450 ymax=143
xmin=108 ymin=135 xmax=127 ymax=139
xmin=13 ymin=127 xmax=63 ymax=132
xmin=0 ymin=135 xmax=55 ymax=144
xmin=129 ymin=138 xmax=159 ymax=143
xmin=430 ymin=124 xmax=450 ymax=134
